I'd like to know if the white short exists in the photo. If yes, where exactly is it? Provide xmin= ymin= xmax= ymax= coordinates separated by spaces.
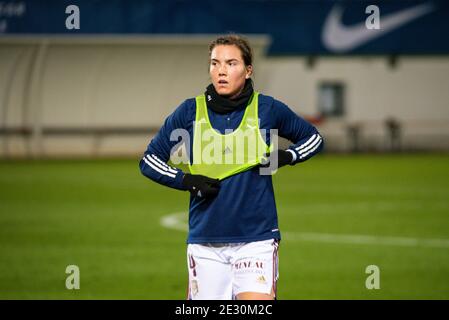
xmin=186 ymin=239 xmax=279 ymax=300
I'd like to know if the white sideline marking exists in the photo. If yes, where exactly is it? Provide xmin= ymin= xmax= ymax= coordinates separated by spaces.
xmin=160 ymin=212 xmax=449 ymax=249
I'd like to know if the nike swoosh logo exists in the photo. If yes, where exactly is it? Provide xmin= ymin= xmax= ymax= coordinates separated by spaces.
xmin=322 ymin=2 xmax=434 ymax=53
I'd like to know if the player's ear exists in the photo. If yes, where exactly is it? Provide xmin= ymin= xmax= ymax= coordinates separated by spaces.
xmin=245 ymin=65 xmax=253 ymax=79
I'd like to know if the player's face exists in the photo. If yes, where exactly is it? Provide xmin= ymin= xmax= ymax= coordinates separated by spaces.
xmin=209 ymin=45 xmax=252 ymax=98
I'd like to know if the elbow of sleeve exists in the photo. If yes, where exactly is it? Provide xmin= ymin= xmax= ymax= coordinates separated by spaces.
xmin=139 ymin=157 xmax=148 ymax=176
xmin=311 ymin=133 xmax=324 ymax=156
xmin=317 ymin=135 xmax=325 ymax=153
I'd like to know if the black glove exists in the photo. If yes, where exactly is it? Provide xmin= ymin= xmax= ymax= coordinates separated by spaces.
xmin=182 ymin=173 xmax=220 ymax=198
xmin=260 ymin=149 xmax=294 ymax=169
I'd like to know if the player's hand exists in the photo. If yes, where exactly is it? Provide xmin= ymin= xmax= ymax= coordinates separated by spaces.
xmin=260 ymin=149 xmax=293 ymax=169
xmin=182 ymin=174 xmax=220 ymax=198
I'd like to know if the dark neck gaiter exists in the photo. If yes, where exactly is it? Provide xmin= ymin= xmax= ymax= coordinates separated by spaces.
xmin=205 ymin=79 xmax=254 ymax=114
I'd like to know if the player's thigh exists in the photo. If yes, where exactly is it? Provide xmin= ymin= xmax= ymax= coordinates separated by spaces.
xmin=232 ymin=239 xmax=279 ymax=299
xmin=187 ymin=244 xmax=232 ymax=300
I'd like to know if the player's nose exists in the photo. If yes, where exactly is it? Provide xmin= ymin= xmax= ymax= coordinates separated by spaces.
xmin=218 ymin=64 xmax=227 ymax=75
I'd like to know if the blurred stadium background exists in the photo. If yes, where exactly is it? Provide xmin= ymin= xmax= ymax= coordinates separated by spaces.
xmin=0 ymin=0 xmax=448 ymax=299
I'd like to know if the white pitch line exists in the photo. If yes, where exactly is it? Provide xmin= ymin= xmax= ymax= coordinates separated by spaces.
xmin=160 ymin=212 xmax=449 ymax=249
xmin=160 ymin=212 xmax=189 ymax=232
xmin=282 ymin=232 xmax=449 ymax=248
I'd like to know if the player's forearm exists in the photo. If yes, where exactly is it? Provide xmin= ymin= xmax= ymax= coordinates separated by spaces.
xmin=287 ymin=131 xmax=324 ymax=164
xmin=139 ymin=153 xmax=187 ymax=191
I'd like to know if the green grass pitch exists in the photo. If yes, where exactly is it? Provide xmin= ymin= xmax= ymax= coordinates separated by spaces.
xmin=0 ymin=154 xmax=448 ymax=299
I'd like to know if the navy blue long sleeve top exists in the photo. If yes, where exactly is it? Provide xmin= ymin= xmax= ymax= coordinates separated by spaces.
xmin=140 ymin=93 xmax=323 ymax=244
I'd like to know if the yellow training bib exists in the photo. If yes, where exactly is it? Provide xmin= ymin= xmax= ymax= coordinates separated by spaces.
xmin=188 ymin=92 xmax=272 ymax=180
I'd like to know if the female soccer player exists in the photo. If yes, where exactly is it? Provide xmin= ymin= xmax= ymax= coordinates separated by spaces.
xmin=140 ymin=35 xmax=323 ymax=300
